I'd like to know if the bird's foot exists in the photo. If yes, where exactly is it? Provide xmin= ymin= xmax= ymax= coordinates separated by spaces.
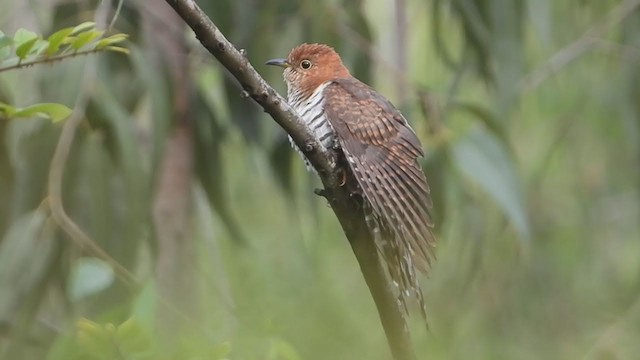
xmin=331 ymin=138 xmax=341 ymax=150
xmin=314 ymin=188 xmax=328 ymax=198
xmin=338 ymin=169 xmax=347 ymax=186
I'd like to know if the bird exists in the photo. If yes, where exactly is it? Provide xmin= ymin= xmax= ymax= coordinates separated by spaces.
xmin=266 ymin=43 xmax=435 ymax=321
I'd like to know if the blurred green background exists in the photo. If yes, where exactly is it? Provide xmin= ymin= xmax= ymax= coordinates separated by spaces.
xmin=0 ymin=0 xmax=639 ymax=359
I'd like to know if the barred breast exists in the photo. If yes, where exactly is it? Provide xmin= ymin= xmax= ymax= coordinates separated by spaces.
xmin=287 ymin=82 xmax=335 ymax=172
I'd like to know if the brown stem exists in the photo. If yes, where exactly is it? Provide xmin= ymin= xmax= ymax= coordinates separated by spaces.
xmin=162 ymin=0 xmax=416 ymax=359
xmin=0 ymin=49 xmax=103 ymax=73
xmin=163 ymin=0 xmax=336 ymax=183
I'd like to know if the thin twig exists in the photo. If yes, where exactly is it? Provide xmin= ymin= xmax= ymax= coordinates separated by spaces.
xmin=0 ymin=49 xmax=104 ymax=73
xmin=162 ymin=0 xmax=416 ymax=359
xmin=108 ymin=0 xmax=125 ymax=31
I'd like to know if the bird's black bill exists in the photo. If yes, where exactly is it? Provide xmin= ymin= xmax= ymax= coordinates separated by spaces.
xmin=265 ymin=58 xmax=289 ymax=68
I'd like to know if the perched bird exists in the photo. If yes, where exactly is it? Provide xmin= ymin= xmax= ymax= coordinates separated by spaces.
xmin=267 ymin=43 xmax=435 ymax=320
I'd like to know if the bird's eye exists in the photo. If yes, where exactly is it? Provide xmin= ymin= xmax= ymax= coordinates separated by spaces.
xmin=300 ymin=59 xmax=312 ymax=69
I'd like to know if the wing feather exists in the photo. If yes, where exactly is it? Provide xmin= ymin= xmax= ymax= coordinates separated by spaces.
xmin=322 ymin=78 xmax=436 ymax=319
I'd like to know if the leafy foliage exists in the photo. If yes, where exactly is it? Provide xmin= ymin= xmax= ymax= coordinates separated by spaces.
xmin=0 ymin=0 xmax=638 ymax=359
xmin=0 ymin=23 xmax=129 ymax=123
xmin=0 ymin=22 xmax=128 ymax=71
xmin=0 ymin=102 xmax=72 ymax=122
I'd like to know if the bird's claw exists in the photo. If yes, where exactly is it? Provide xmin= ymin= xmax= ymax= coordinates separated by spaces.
xmin=339 ymin=169 xmax=346 ymax=186
xmin=331 ymin=138 xmax=341 ymax=150
xmin=314 ymin=188 xmax=328 ymax=198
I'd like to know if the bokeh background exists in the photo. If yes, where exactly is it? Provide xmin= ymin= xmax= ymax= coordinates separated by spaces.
xmin=0 ymin=0 xmax=639 ymax=359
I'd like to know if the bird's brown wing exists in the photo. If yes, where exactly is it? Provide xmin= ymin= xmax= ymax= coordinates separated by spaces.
xmin=322 ymin=78 xmax=436 ymax=317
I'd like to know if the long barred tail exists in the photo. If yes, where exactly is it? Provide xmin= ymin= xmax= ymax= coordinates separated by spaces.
xmin=363 ymin=198 xmax=431 ymax=326
xmin=321 ymin=77 xmax=436 ymax=325
xmin=346 ymin=125 xmax=436 ymax=326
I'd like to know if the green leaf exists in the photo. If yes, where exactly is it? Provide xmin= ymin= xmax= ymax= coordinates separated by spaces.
xmin=95 ymin=33 xmax=129 ymax=49
xmin=103 ymin=45 xmax=130 ymax=54
xmin=0 ymin=102 xmax=16 ymax=117
xmin=11 ymin=103 xmax=72 ymax=122
xmin=67 ymin=258 xmax=115 ymax=301
xmin=71 ymin=21 xmax=96 ymax=35
xmin=453 ymin=126 xmax=531 ymax=242
xmin=15 ymin=37 xmax=39 ymax=59
xmin=30 ymin=39 xmax=50 ymax=57
xmin=46 ymin=27 xmax=74 ymax=55
xmin=70 ymin=30 xmax=103 ymax=50
xmin=12 ymin=29 xmax=38 ymax=46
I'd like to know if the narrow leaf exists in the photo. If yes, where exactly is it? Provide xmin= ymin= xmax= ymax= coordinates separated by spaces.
xmin=71 ymin=21 xmax=96 ymax=35
xmin=71 ymin=30 xmax=103 ymax=50
xmin=46 ymin=27 xmax=74 ymax=55
xmin=95 ymin=33 xmax=129 ymax=49
xmin=0 ymin=102 xmax=16 ymax=117
xmin=103 ymin=45 xmax=129 ymax=55
xmin=12 ymin=103 xmax=73 ymax=122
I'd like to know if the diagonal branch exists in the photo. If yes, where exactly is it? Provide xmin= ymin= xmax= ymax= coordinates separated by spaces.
xmin=163 ymin=0 xmax=416 ymax=359
xmin=164 ymin=0 xmax=336 ymax=182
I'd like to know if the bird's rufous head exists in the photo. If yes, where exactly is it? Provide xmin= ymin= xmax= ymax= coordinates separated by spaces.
xmin=266 ymin=43 xmax=350 ymax=98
